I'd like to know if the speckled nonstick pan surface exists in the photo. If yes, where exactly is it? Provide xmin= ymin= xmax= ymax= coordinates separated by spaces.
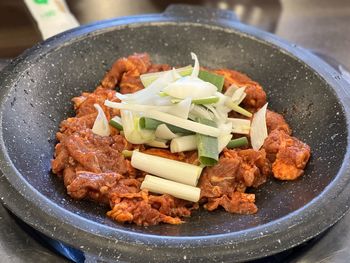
xmin=0 ymin=5 xmax=350 ymax=262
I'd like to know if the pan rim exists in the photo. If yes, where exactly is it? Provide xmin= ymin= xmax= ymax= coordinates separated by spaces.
xmin=0 ymin=13 xmax=350 ymax=261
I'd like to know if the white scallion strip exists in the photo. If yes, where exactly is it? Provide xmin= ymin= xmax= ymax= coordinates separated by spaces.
xmin=231 ymin=87 xmax=246 ymax=105
xmin=143 ymin=110 xmax=221 ymax=137
xmin=250 ymin=103 xmax=268 ymax=150
xmin=224 ymin=84 xmax=238 ymax=97
xmin=191 ymin=52 xmax=200 ymax=78
xmin=155 ymin=124 xmax=178 ymax=140
xmin=228 ymin=118 xmax=251 ymax=135
xmin=165 ymin=97 xmax=191 ymax=119
xmin=218 ymin=134 xmax=233 ymax=152
xmin=92 ymin=104 xmax=110 ymax=136
xmin=120 ymin=110 xmax=154 ymax=144
xmin=122 ymin=71 xmax=176 ymax=105
xmin=218 ymin=122 xmax=233 ymax=136
xmin=140 ymin=65 xmax=192 ymax=88
xmin=170 ymin=135 xmax=197 ymax=153
xmin=170 ymin=134 xmax=232 ymax=153
xmin=163 ymin=77 xmax=217 ymax=99
xmin=105 ymin=100 xmax=166 ymax=112
xmin=131 ymin=151 xmax=202 ymax=186
xmin=141 ymin=175 xmax=201 ymax=202
xmin=206 ymin=104 xmax=228 ymax=124
xmin=146 ymin=138 xmax=168 ymax=148
xmin=189 ymin=105 xmax=215 ymax=121
xmin=105 ymin=98 xmax=191 ymax=119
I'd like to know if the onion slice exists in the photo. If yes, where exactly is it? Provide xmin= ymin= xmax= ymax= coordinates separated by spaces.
xmin=250 ymin=103 xmax=268 ymax=150
xmin=92 ymin=104 xmax=110 ymax=136
xmin=155 ymin=124 xmax=178 ymax=140
xmin=191 ymin=52 xmax=200 ymax=78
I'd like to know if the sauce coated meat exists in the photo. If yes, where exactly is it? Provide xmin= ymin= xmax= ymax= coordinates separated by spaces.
xmin=52 ymin=53 xmax=311 ymax=226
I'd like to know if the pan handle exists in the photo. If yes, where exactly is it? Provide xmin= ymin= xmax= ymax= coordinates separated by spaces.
xmin=163 ymin=4 xmax=238 ymax=22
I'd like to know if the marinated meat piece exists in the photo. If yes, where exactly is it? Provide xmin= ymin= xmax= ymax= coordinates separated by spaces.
xmin=66 ymin=171 xmax=125 ymax=203
xmin=142 ymin=148 xmax=199 ymax=165
xmin=214 ymin=69 xmax=267 ymax=111
xmin=236 ymin=149 xmax=271 ymax=187
xmin=63 ymin=129 xmax=129 ymax=174
xmin=142 ymin=148 xmax=181 ymax=161
xmin=205 ymin=192 xmax=257 ymax=214
xmin=101 ymin=53 xmax=151 ymax=90
xmin=263 ymin=129 xmax=311 ymax=180
xmin=59 ymin=113 xmax=96 ymax=136
xmin=63 ymin=166 xmax=77 ymax=187
xmin=101 ymin=53 xmax=171 ymax=94
xmin=199 ymin=157 xmax=241 ymax=199
xmin=199 ymin=149 xmax=270 ymax=214
xmin=147 ymin=64 xmax=171 ymax=73
xmin=266 ymin=110 xmax=291 ymax=135
xmin=72 ymin=86 xmax=120 ymax=118
xmin=51 ymin=143 xmax=69 ymax=174
xmin=107 ymin=190 xmax=187 ymax=226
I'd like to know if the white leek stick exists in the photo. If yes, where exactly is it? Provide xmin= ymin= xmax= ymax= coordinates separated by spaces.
xmin=146 ymin=139 xmax=169 ymax=148
xmin=170 ymin=135 xmax=197 ymax=153
xmin=131 ymin=151 xmax=202 ymax=186
xmin=141 ymin=175 xmax=201 ymax=202
xmin=170 ymin=134 xmax=232 ymax=153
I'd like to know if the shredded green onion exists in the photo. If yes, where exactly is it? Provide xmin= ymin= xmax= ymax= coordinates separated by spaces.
xmin=226 ymin=137 xmax=249 ymax=149
xmin=158 ymin=91 xmax=168 ymax=97
xmin=109 ymin=116 xmax=123 ymax=130
xmin=198 ymin=70 xmax=225 ymax=92
xmin=196 ymin=118 xmax=219 ymax=166
xmin=139 ymin=117 xmax=193 ymax=135
xmin=171 ymin=96 xmax=220 ymax=105
xmin=225 ymin=99 xmax=252 ymax=118
xmin=122 ymin=150 xmax=133 ymax=158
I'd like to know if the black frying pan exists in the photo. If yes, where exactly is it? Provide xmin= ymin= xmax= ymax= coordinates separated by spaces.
xmin=0 ymin=5 xmax=349 ymax=262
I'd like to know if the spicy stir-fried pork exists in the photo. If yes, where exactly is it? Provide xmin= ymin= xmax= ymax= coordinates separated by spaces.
xmin=52 ymin=53 xmax=310 ymax=226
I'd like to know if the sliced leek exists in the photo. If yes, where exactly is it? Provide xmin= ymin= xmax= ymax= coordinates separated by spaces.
xmin=227 ymin=137 xmax=249 ymax=149
xmin=195 ymin=118 xmax=219 ymax=166
xmin=227 ymin=118 xmax=251 ymax=135
xmin=225 ymin=99 xmax=252 ymax=118
xmin=146 ymin=138 xmax=169 ymax=148
xmin=139 ymin=117 xmax=192 ymax=134
xmin=198 ymin=70 xmax=225 ymax=92
xmin=141 ymin=174 xmax=201 ymax=202
xmin=92 ymin=104 xmax=110 ymax=136
xmin=155 ymin=124 xmax=178 ymax=140
xmin=109 ymin=116 xmax=123 ymax=130
xmin=250 ymin=103 xmax=268 ymax=150
xmin=171 ymin=96 xmax=220 ymax=105
xmin=170 ymin=135 xmax=197 ymax=153
xmin=140 ymin=65 xmax=193 ymax=88
xmin=131 ymin=151 xmax=202 ymax=186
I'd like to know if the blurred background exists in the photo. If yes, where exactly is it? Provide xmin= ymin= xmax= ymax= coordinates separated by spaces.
xmin=1 ymin=0 xmax=350 ymax=69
